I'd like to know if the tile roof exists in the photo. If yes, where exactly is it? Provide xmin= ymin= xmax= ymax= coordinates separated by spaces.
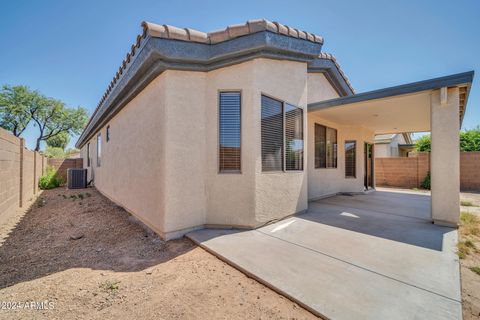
xmin=317 ymin=52 xmax=355 ymax=94
xmin=141 ymin=19 xmax=324 ymax=44
xmin=87 ymin=19 xmax=326 ymax=126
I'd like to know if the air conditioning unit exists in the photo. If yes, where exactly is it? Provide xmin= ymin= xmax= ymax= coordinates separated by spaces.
xmin=67 ymin=168 xmax=87 ymax=189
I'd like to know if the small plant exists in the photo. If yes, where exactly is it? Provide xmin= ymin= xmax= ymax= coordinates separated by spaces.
xmin=420 ymin=172 xmax=431 ymax=190
xmin=99 ymin=280 xmax=120 ymax=293
xmin=86 ymin=192 xmax=91 ymax=198
xmin=457 ymin=241 xmax=470 ymax=259
xmin=70 ymin=194 xmax=77 ymax=200
xmin=470 ymin=266 xmax=480 ymax=276
xmin=461 ymin=200 xmax=478 ymax=207
xmin=62 ymin=194 xmax=67 ymax=199
xmin=460 ymin=212 xmax=480 ymax=236
xmin=38 ymin=166 xmax=63 ymax=190
xmin=78 ymin=193 xmax=84 ymax=200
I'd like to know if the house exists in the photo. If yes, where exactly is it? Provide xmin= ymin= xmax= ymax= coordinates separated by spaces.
xmin=374 ymin=133 xmax=414 ymax=157
xmin=76 ymin=19 xmax=473 ymax=240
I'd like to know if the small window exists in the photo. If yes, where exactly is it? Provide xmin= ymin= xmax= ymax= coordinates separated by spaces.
xmin=315 ymin=124 xmax=337 ymax=168
xmin=219 ymin=92 xmax=241 ymax=172
xmin=87 ymin=142 xmax=91 ymax=167
xmin=96 ymin=134 xmax=101 ymax=167
xmin=106 ymin=125 xmax=110 ymax=142
xmin=345 ymin=141 xmax=356 ymax=178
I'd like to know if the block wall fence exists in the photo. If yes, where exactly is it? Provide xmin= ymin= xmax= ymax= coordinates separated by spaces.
xmin=375 ymin=152 xmax=480 ymax=191
xmin=0 ymin=128 xmax=47 ymax=222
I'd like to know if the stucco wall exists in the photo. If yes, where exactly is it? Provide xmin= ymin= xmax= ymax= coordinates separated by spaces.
xmin=375 ymin=143 xmax=390 ymax=158
xmin=306 ymin=113 xmax=374 ymax=200
xmin=79 ymin=58 xmax=370 ymax=239
xmin=81 ymin=74 xmax=167 ymax=236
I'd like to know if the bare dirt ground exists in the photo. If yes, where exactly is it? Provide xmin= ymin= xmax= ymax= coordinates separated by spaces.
xmin=0 ymin=188 xmax=317 ymax=320
xmin=459 ymin=192 xmax=480 ymax=320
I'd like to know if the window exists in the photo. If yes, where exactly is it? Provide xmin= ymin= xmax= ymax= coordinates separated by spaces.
xmin=106 ymin=125 xmax=110 ymax=142
xmin=261 ymin=95 xmax=304 ymax=172
xmin=87 ymin=142 xmax=91 ymax=167
xmin=315 ymin=124 xmax=337 ymax=168
xmin=96 ymin=134 xmax=101 ymax=167
xmin=219 ymin=92 xmax=241 ymax=172
xmin=345 ymin=141 xmax=356 ymax=178
xmin=285 ymin=104 xmax=304 ymax=171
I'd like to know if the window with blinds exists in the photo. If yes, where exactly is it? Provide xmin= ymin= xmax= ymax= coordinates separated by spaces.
xmin=315 ymin=124 xmax=337 ymax=168
xmin=261 ymin=95 xmax=304 ymax=172
xmin=261 ymin=95 xmax=284 ymax=171
xmin=345 ymin=141 xmax=356 ymax=178
xmin=219 ymin=92 xmax=241 ymax=172
xmin=285 ymin=104 xmax=303 ymax=171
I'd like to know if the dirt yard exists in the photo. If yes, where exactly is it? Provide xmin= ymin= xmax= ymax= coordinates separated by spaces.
xmin=460 ymin=192 xmax=480 ymax=319
xmin=0 ymin=188 xmax=317 ymax=320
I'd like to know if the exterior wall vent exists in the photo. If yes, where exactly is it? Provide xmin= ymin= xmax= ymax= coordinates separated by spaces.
xmin=67 ymin=168 xmax=87 ymax=189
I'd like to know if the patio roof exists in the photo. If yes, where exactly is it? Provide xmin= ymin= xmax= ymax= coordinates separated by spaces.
xmin=308 ymin=71 xmax=474 ymax=134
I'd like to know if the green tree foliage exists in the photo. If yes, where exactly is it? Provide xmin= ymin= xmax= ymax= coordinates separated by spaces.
xmin=44 ymin=146 xmax=66 ymax=158
xmin=415 ymin=127 xmax=480 ymax=152
xmin=415 ymin=135 xmax=431 ymax=152
xmin=31 ymin=98 xmax=88 ymax=151
xmin=0 ymin=84 xmax=88 ymax=151
xmin=38 ymin=166 xmax=62 ymax=189
xmin=460 ymin=126 xmax=480 ymax=151
xmin=46 ymin=131 xmax=70 ymax=150
xmin=0 ymin=85 xmax=40 ymax=136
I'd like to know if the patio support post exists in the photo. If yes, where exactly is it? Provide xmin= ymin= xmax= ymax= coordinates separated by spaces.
xmin=430 ymin=87 xmax=460 ymax=227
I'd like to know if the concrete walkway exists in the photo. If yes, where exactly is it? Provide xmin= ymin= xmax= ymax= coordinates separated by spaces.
xmin=187 ymin=190 xmax=461 ymax=320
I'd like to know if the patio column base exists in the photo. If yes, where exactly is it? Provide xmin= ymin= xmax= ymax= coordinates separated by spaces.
xmin=433 ymin=219 xmax=458 ymax=228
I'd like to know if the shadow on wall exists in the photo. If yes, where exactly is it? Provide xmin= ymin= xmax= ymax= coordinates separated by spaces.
xmin=0 ymin=188 xmax=194 ymax=289
xmin=303 ymin=191 xmax=452 ymax=251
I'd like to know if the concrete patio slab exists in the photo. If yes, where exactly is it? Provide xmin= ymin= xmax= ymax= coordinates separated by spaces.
xmin=187 ymin=191 xmax=461 ymax=320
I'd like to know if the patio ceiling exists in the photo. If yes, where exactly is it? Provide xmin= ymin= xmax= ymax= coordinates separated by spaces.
xmin=308 ymin=71 xmax=474 ymax=134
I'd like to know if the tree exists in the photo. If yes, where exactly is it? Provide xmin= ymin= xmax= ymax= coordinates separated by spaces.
xmin=460 ymin=126 xmax=480 ymax=151
xmin=44 ymin=146 xmax=66 ymax=158
xmin=0 ymin=85 xmax=39 ymax=136
xmin=415 ymin=135 xmax=431 ymax=152
xmin=46 ymin=131 xmax=70 ymax=150
xmin=31 ymin=98 xmax=88 ymax=151
xmin=415 ymin=127 xmax=480 ymax=152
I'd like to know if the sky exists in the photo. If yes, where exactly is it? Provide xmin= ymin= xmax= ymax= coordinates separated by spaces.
xmin=0 ymin=0 xmax=478 ymax=150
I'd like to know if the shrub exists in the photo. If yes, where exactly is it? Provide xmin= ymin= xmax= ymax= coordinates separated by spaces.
xmin=38 ymin=167 xmax=62 ymax=190
xmin=415 ymin=135 xmax=431 ymax=152
xmin=421 ymin=171 xmax=431 ymax=190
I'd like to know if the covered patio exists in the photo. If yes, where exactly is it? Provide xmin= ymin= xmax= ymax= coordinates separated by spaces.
xmin=188 ymin=189 xmax=461 ymax=320
xmin=309 ymin=71 xmax=474 ymax=227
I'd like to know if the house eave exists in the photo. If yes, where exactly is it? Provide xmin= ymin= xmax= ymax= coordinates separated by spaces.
xmin=77 ymin=31 xmax=344 ymax=148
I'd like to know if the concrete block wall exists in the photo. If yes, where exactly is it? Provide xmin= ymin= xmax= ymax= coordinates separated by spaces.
xmin=47 ymin=158 xmax=83 ymax=182
xmin=461 ymin=152 xmax=480 ymax=191
xmin=375 ymin=153 xmax=430 ymax=189
xmin=0 ymin=128 xmax=46 ymax=223
xmin=376 ymin=152 xmax=480 ymax=191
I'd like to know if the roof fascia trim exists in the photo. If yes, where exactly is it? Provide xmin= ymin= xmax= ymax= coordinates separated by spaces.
xmin=308 ymin=71 xmax=474 ymax=112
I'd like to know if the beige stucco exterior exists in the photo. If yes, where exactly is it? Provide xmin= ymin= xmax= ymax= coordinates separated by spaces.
xmin=374 ymin=134 xmax=408 ymax=158
xmin=80 ymin=58 xmax=374 ymax=239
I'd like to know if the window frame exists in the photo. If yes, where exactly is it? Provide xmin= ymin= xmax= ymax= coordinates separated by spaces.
xmin=218 ymin=90 xmax=242 ymax=174
xmin=260 ymin=93 xmax=304 ymax=173
xmin=345 ymin=140 xmax=357 ymax=178
xmin=96 ymin=133 xmax=101 ymax=167
xmin=314 ymin=123 xmax=338 ymax=169
xmin=87 ymin=142 xmax=91 ymax=167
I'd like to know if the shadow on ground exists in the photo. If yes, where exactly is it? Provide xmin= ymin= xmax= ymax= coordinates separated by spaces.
xmin=0 ymin=188 xmax=194 ymax=289
xmin=304 ymin=191 xmax=453 ymax=251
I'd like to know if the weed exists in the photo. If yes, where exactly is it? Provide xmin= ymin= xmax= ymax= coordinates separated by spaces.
xmin=70 ymin=195 xmax=77 ymax=200
xmin=86 ymin=192 xmax=92 ymax=198
xmin=461 ymin=200 xmax=478 ymax=207
xmin=99 ymin=280 xmax=120 ymax=293
xmin=470 ymin=266 xmax=480 ymax=276
xmin=458 ymin=241 xmax=470 ymax=259
xmin=62 ymin=194 xmax=67 ymax=199
xmin=78 ymin=193 xmax=84 ymax=200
